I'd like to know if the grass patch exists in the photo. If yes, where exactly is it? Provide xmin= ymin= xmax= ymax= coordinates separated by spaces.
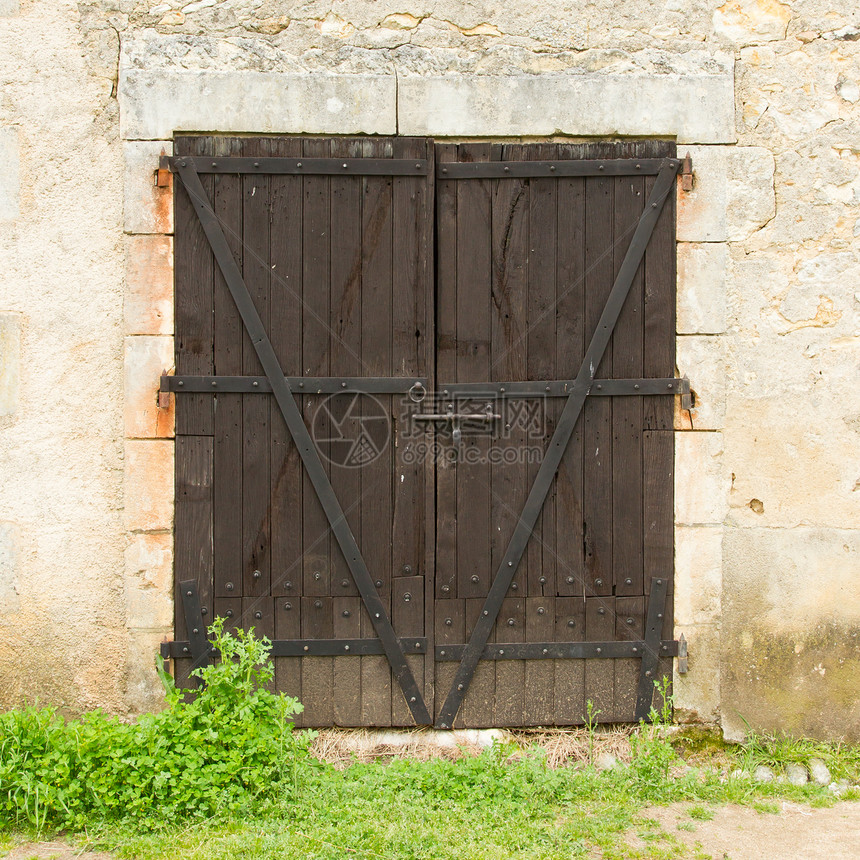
xmin=1 ymin=623 xmax=858 ymax=860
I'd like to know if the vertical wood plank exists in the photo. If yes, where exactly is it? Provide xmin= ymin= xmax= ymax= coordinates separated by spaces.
xmin=613 ymin=595 xmax=644 ymax=722
xmin=391 ymin=575 xmax=425 ymax=725
xmin=360 ymin=136 xmax=394 ymax=726
xmin=434 ymin=599 xmax=464 ymax=726
xmin=275 ymin=593 xmax=302 ymax=726
xmin=585 ymin=596 xmax=614 ymax=722
xmin=269 ymin=136 xmax=304 ymax=601
xmin=333 ymin=596 xmax=362 ymax=726
xmin=643 ymin=430 xmax=674 ymax=598
xmin=554 ymin=597 xmax=586 ymax=724
xmin=434 ymin=142 xmax=458 ymax=602
xmin=582 ymin=165 xmax=614 ymax=599
xmin=301 ymin=138 xmax=332 ymax=600
xmin=212 ymin=137 xmax=244 ymax=599
xmin=301 ymin=595 xmax=333 ymax=725
xmin=173 ymin=135 xmax=214 ymax=437
xmin=241 ymin=137 xmax=272 ymax=599
xmin=523 ymin=596 xmax=554 ymax=725
xmin=612 ymin=168 xmax=645 ymax=598
xmin=461 ymin=597 xmax=494 ymax=727
xmin=493 ymin=597 xmax=525 ymax=726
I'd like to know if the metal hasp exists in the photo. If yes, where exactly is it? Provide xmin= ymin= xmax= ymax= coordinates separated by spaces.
xmin=178 ymin=580 xmax=211 ymax=688
xmin=170 ymin=156 xmax=432 ymax=726
xmin=435 ymin=157 xmax=683 ymax=729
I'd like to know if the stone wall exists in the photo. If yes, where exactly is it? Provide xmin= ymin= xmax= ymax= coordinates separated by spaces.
xmin=0 ymin=0 xmax=857 ymax=740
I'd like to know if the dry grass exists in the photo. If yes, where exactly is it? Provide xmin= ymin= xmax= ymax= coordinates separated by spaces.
xmin=309 ymin=725 xmax=636 ymax=769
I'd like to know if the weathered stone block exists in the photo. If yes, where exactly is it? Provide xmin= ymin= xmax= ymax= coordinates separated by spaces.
xmin=675 ymin=526 xmax=723 ymax=626
xmin=721 ymin=526 xmax=860 ymax=741
xmin=398 ymin=66 xmax=735 ymax=143
xmin=0 ymin=128 xmax=19 ymax=221
xmin=675 ymin=431 xmax=728 ymax=525
xmin=124 ymin=141 xmax=173 ymax=234
xmin=677 ymin=243 xmax=728 ymax=334
xmin=712 ymin=0 xmax=791 ymax=45
xmin=120 ymin=70 xmax=397 ymax=140
xmin=0 ymin=1 xmax=17 ymax=18
xmin=673 ymin=623 xmax=721 ymax=724
xmin=124 ymin=336 xmax=174 ymax=439
xmin=125 ymin=235 xmax=174 ymax=335
xmin=124 ymin=440 xmax=174 ymax=532
xmin=0 ymin=312 xmax=20 ymax=418
xmin=677 ymin=146 xmax=774 ymax=242
xmin=0 ymin=522 xmax=19 ymax=614
xmin=125 ymin=628 xmax=171 ymax=714
xmin=676 ymin=335 xmax=726 ymax=430
xmin=124 ymin=532 xmax=173 ymax=629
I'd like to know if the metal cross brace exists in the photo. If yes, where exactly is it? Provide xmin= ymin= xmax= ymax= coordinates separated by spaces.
xmin=173 ymin=158 xmax=432 ymax=726
xmin=436 ymin=158 xmax=682 ymax=727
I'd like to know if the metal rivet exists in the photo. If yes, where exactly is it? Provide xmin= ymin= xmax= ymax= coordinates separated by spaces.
xmin=596 ymin=384 xmax=602 ymax=390
xmin=211 ymin=381 xmax=217 ymax=386
xmin=567 ymin=620 xmax=575 ymax=627
xmin=415 ymin=163 xmax=421 ymax=169
xmin=440 ymin=650 xmax=446 ymax=656
xmin=341 ymin=382 xmax=347 ymax=388
xmin=296 ymin=162 xmax=302 ymax=168
xmin=632 ymin=647 xmax=638 ymax=653
xmin=539 ymin=576 xmax=547 ymax=585
xmin=252 ymin=381 xmax=259 ymax=387
xmin=186 ymin=590 xmax=192 ymax=597
xmin=225 ymin=610 xmax=233 ymax=618
xmin=646 ymin=670 xmax=652 ymax=677
xmin=254 ymin=162 xmax=260 ymax=168
xmin=376 ymin=580 xmax=383 ymax=588
xmin=656 ymin=579 xmax=663 ymax=585
xmin=500 ymin=386 xmax=506 ymax=393
xmin=549 ymin=165 xmax=556 ymax=172
xmin=404 ymin=592 xmax=412 ymax=602
xmin=661 ymin=645 xmax=668 ymax=651
xmin=226 ymin=582 xmax=234 ymax=591
xmin=343 ymin=163 xmax=348 ymax=168
xmin=344 ymin=645 xmax=350 ymax=651
xmin=415 ymin=642 xmax=421 ymax=649
xmin=538 ymin=607 xmax=545 ymax=615
xmin=471 ymin=575 xmax=479 ymax=583
xmin=566 ymin=576 xmax=575 ymax=584
xmin=180 ymin=161 xmax=186 ymax=167
xmin=625 ymin=579 xmax=632 ymax=586
xmin=545 ymin=385 xmax=550 ymax=392
xmin=182 ymin=646 xmax=189 ymax=653
xmin=341 ymin=579 xmax=349 ymax=587
xmin=668 ymin=383 xmax=673 ymax=389
xmin=442 ymin=168 xmax=448 ymax=174
xmin=511 ymin=582 xmax=518 ymax=590
xmin=457 ymin=684 xmax=464 ymax=691
xmin=177 ymin=380 xmax=184 ymax=387
xmin=211 ymin=162 xmax=217 ymax=167
xmin=442 ymin=390 xmax=449 ymax=397
xmin=254 ymin=611 xmax=262 ymax=619
xmin=595 ymin=578 xmax=603 ymax=587
xmin=634 ymin=384 xmax=640 ymax=390
xmin=542 ymin=648 xmax=549 ymax=655
xmin=499 ymin=649 xmax=504 ymax=655
xmin=375 ymin=613 xmax=380 ymax=619
xmin=201 ymin=607 xmax=207 ymax=615
xmin=285 ymin=581 xmax=292 ymax=589
xmin=483 ymin=610 xmax=489 ymax=616
xmin=596 ymin=647 xmax=602 ymax=654
xmin=303 ymin=645 xmax=309 ymax=652
xmin=299 ymin=381 xmax=304 ymax=388
xmin=504 ymin=166 xmax=510 ymax=172
xmin=314 ymin=600 xmax=322 ymax=609
xmin=284 ymin=603 xmax=292 ymax=610
xmin=192 ymin=628 xmax=199 ymax=635
xmin=598 ymin=164 xmax=604 ymax=171
xmin=507 ymin=618 xmax=515 ymax=627
xmin=657 ymin=613 xmax=663 ymax=620
xmin=342 ymin=610 xmax=351 ymax=617
xmin=507 ymin=561 xmax=513 ymax=567
xmin=410 ymin=696 xmax=416 ymax=703
xmin=626 ymin=618 xmax=634 ymax=625
xmin=652 ymin=202 xmax=658 ymax=208
xmin=404 ymin=565 xmax=412 ymax=574
xmin=253 ymin=569 xmax=261 ymax=579
xmin=636 ymin=164 xmax=641 ymax=169
xmin=442 ymin=585 xmax=450 ymax=593
xmin=314 ymin=571 xmax=321 ymax=580
xmin=598 ymin=607 xmax=606 ymax=615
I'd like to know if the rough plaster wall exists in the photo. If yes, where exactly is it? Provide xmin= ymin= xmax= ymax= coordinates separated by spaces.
xmin=0 ymin=1 xmax=127 ymax=713
xmin=0 ymin=0 xmax=858 ymax=737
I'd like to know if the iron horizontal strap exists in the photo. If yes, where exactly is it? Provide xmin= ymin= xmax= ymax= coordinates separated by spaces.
xmin=163 ymin=637 xmax=428 ymax=660
xmin=162 ymin=155 xmax=429 ymax=176
xmin=162 ymin=375 xmax=427 ymax=395
xmin=436 ymin=640 xmax=680 ymax=661
xmin=437 ymin=158 xmax=673 ymax=179
xmin=440 ymin=377 xmax=690 ymax=398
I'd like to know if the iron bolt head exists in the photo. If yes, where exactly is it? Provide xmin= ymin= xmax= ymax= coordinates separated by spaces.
xmin=254 ymin=162 xmax=259 ymax=167
xmin=226 ymin=582 xmax=234 ymax=591
xmin=410 ymin=696 xmax=416 ymax=703
xmin=539 ymin=576 xmax=547 ymax=585
xmin=253 ymin=569 xmax=261 ymax=579
xmin=403 ymin=592 xmax=412 ymax=602
xmin=595 ymin=578 xmax=603 ymax=587
xmin=201 ymin=607 xmax=207 ymax=615
xmin=178 ymin=380 xmax=184 ymax=387
xmin=542 ymin=648 xmax=549 ymax=655
xmin=192 ymin=628 xmax=199 ymax=634
xmin=445 ymin=618 xmax=452 ymax=626
xmin=375 ymin=613 xmax=380 ymax=619
xmin=596 ymin=647 xmax=602 ymax=654
xmin=404 ymin=565 xmax=412 ymax=574
xmin=471 ymin=575 xmax=479 ymax=583
xmin=186 ymin=590 xmax=192 ymax=597
xmin=511 ymin=583 xmax=518 ymax=590
xmin=626 ymin=618 xmax=634 ymax=625
xmin=646 ymin=670 xmax=652 ymax=677
xmin=296 ymin=162 xmax=302 ymax=168
xmin=625 ymin=578 xmax=632 ymax=586
xmin=314 ymin=600 xmax=322 ymax=609
xmin=598 ymin=607 xmax=606 ymax=615
xmin=567 ymin=620 xmax=575 ymax=627
xmin=284 ymin=603 xmax=292 ymax=610
xmin=632 ymin=647 xmax=638 ymax=653
xmin=538 ymin=607 xmax=545 ymax=615
xmin=183 ymin=646 xmax=189 ymax=653
xmin=254 ymin=611 xmax=262 ymax=619
xmin=344 ymin=645 xmax=350 ymax=651
xmin=342 ymin=610 xmax=351 ymax=617
xmin=341 ymin=579 xmax=349 ymax=587
xmin=483 ymin=610 xmax=489 ymax=616
xmin=376 ymin=580 xmax=383 ymax=588
xmin=313 ymin=571 xmax=321 ymax=580
xmin=499 ymin=649 xmax=504 ymax=655
xmin=507 ymin=618 xmax=515 ymax=626
xmin=566 ymin=576 xmax=575 ymax=584
xmin=442 ymin=585 xmax=450 ymax=593
xmin=252 ymin=381 xmax=259 ymax=387
xmin=440 ymin=650 xmax=446 ymax=656
xmin=226 ymin=610 xmax=233 ymax=617
xmin=285 ymin=581 xmax=292 ymax=589
xmin=303 ymin=645 xmax=309 ymax=652
xmin=457 ymin=684 xmax=464 ymax=691
xmin=415 ymin=642 xmax=421 ymax=648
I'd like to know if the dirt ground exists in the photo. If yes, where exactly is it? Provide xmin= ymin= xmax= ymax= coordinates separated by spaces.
xmin=633 ymin=800 xmax=860 ymax=859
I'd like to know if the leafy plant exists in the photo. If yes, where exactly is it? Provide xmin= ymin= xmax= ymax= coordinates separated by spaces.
xmin=0 ymin=619 xmax=309 ymax=830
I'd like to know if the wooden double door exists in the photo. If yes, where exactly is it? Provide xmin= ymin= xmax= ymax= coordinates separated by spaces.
xmin=166 ymin=136 xmax=681 ymax=728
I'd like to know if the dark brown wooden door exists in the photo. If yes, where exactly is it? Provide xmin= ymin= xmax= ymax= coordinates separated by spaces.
xmin=431 ymin=141 xmax=676 ymax=727
xmin=168 ymin=136 xmax=679 ymax=728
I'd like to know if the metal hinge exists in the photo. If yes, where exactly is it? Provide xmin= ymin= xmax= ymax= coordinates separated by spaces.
xmin=680 ymin=152 xmax=693 ymax=192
